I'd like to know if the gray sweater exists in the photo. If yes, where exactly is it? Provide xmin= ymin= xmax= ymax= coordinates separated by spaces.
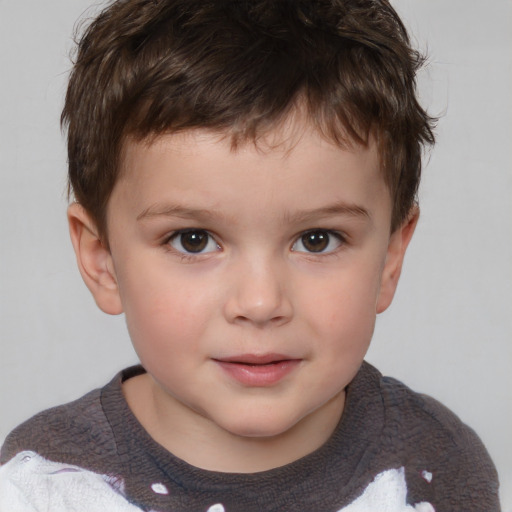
xmin=0 ymin=362 xmax=500 ymax=511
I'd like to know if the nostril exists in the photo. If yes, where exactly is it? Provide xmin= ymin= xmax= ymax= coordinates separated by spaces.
xmin=223 ymin=270 xmax=293 ymax=325
xmin=233 ymin=313 xmax=290 ymax=328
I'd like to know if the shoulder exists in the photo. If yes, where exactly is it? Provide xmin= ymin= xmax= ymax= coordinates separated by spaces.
xmin=0 ymin=386 xmax=116 ymax=470
xmin=353 ymin=363 xmax=490 ymax=459
xmin=364 ymin=365 xmax=500 ymax=510
xmin=378 ymin=372 xmax=490 ymax=459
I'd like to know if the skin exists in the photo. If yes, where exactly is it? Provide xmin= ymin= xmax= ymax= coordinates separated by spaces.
xmin=68 ymin=121 xmax=417 ymax=473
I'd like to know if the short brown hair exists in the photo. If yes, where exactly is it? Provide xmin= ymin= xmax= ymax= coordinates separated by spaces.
xmin=62 ymin=0 xmax=435 ymax=238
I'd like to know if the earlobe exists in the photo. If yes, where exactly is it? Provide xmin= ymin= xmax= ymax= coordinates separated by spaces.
xmin=67 ymin=203 xmax=123 ymax=315
xmin=376 ymin=207 xmax=419 ymax=314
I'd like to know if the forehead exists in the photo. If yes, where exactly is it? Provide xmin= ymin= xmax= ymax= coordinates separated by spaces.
xmin=119 ymin=123 xmax=382 ymax=185
xmin=121 ymin=103 xmax=383 ymax=172
xmin=110 ymin=123 xmax=392 ymax=234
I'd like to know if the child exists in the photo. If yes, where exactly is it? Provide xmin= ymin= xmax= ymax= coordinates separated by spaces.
xmin=0 ymin=0 xmax=500 ymax=510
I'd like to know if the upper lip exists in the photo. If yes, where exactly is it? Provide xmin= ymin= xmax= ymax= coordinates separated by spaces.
xmin=213 ymin=353 xmax=297 ymax=365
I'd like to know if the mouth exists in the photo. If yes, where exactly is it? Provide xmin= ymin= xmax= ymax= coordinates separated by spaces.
xmin=215 ymin=353 xmax=295 ymax=365
xmin=213 ymin=354 xmax=301 ymax=386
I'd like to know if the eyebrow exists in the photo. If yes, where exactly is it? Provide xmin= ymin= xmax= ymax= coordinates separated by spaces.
xmin=137 ymin=200 xmax=370 ymax=224
xmin=283 ymin=202 xmax=371 ymax=224
xmin=137 ymin=204 xmax=220 ymax=222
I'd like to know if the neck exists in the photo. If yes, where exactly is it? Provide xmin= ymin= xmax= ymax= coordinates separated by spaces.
xmin=123 ymin=373 xmax=345 ymax=473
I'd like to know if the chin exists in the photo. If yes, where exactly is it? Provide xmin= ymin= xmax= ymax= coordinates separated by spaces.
xmin=218 ymin=412 xmax=300 ymax=440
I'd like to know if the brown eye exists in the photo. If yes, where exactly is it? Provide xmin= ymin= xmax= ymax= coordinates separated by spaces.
xmin=292 ymin=230 xmax=343 ymax=254
xmin=169 ymin=230 xmax=218 ymax=254
xmin=301 ymin=231 xmax=329 ymax=252
xmin=180 ymin=231 xmax=207 ymax=252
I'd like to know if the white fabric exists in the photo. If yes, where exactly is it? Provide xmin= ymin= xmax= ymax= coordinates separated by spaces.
xmin=338 ymin=467 xmax=435 ymax=512
xmin=0 ymin=451 xmax=435 ymax=512
xmin=0 ymin=451 xmax=144 ymax=512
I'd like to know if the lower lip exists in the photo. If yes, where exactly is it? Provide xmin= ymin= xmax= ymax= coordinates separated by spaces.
xmin=214 ymin=359 xmax=300 ymax=387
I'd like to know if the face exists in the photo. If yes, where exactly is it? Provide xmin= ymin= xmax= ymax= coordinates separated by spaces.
xmin=85 ymin=124 xmax=412 ymax=443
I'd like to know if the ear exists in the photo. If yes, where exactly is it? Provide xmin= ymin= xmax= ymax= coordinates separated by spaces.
xmin=376 ymin=207 xmax=419 ymax=314
xmin=67 ymin=203 xmax=123 ymax=315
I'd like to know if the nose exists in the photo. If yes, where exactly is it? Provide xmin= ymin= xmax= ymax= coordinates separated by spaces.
xmin=223 ymin=256 xmax=293 ymax=327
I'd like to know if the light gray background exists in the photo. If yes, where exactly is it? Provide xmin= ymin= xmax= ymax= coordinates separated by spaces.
xmin=1 ymin=0 xmax=511 ymax=509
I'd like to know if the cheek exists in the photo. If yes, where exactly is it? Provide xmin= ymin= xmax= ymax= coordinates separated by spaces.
xmin=315 ymin=260 xmax=382 ymax=314
xmin=117 ymin=266 xmax=216 ymax=357
xmin=305 ymin=260 xmax=383 ymax=348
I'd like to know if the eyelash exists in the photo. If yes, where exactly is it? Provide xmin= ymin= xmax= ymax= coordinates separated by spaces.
xmin=291 ymin=229 xmax=347 ymax=255
xmin=163 ymin=229 xmax=220 ymax=261
xmin=162 ymin=228 xmax=347 ymax=260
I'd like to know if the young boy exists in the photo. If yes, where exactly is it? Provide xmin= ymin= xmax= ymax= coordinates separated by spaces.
xmin=0 ymin=0 xmax=500 ymax=510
